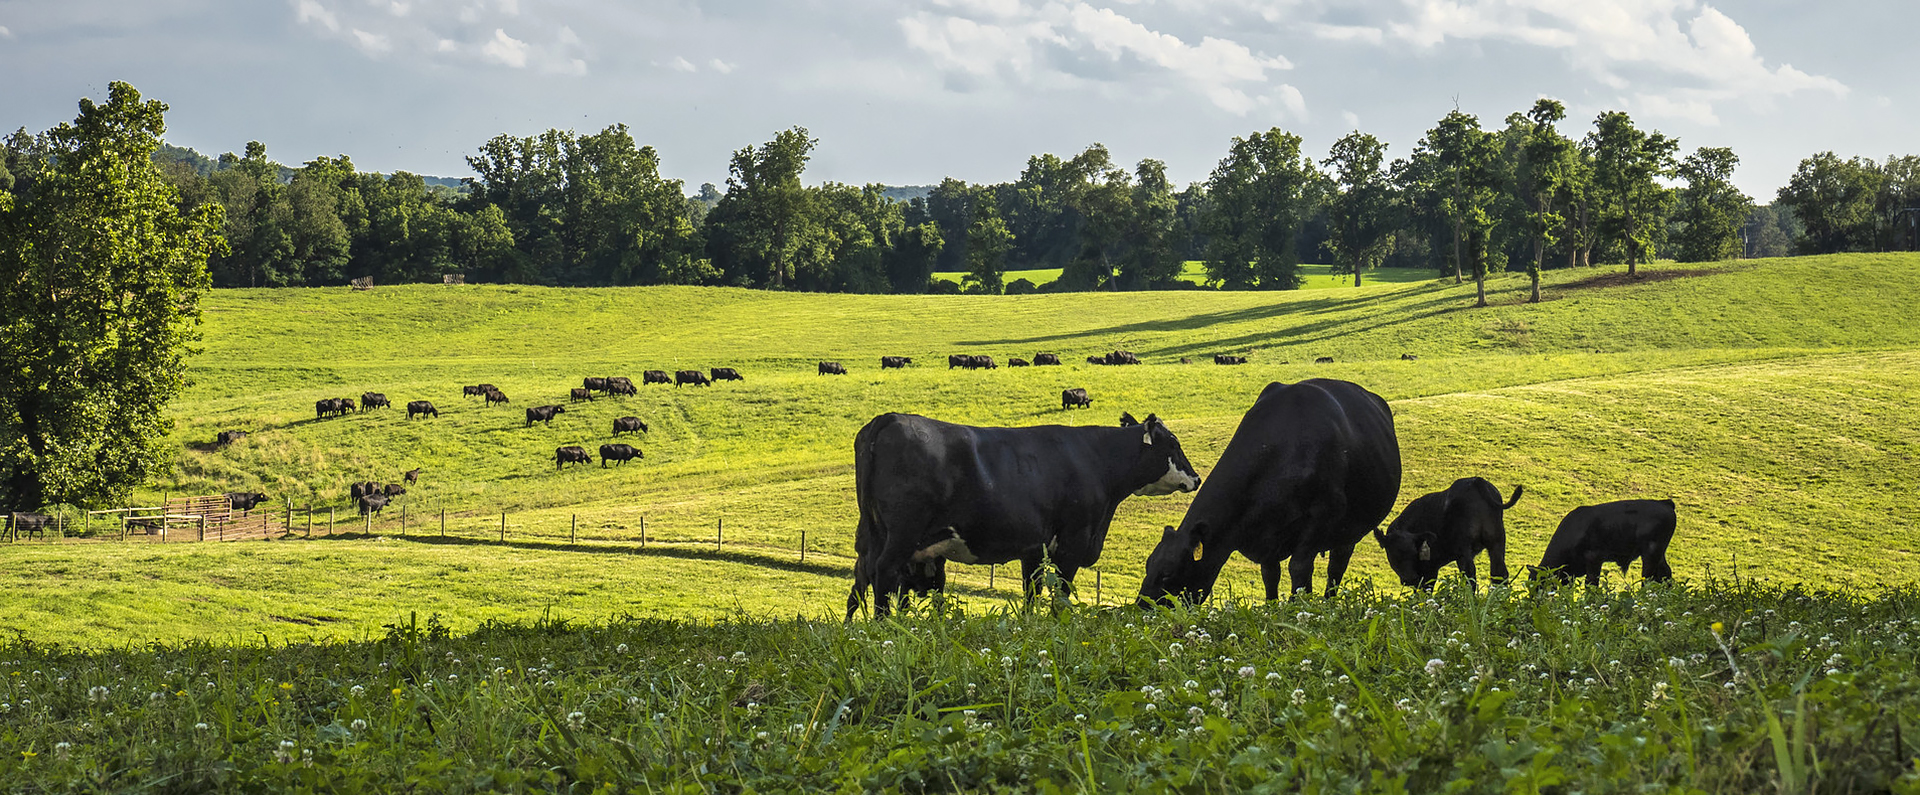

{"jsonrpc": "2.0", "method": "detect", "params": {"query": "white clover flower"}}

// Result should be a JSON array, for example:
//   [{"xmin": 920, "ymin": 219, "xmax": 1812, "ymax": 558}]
[
  {"xmin": 1183, "ymin": 680, "xmax": 1199, "ymax": 690},
  {"xmin": 1265, "ymin": 671, "xmax": 1281, "ymax": 683},
  {"xmin": 350, "ymin": 719, "xmax": 367, "ymax": 731},
  {"xmin": 1187, "ymin": 706, "xmax": 1205, "ymax": 725},
  {"xmin": 626, "ymin": 696, "xmax": 640, "ymax": 707},
  {"xmin": 1074, "ymin": 713, "xmax": 1086, "ymax": 722},
  {"xmin": 1424, "ymin": 659, "xmax": 1445, "ymax": 677},
  {"xmin": 1208, "ymin": 689, "xmax": 1225, "ymax": 699},
  {"xmin": 1338, "ymin": 675, "xmax": 1351, "ymax": 685},
  {"xmin": 194, "ymin": 722, "xmax": 208, "ymax": 731},
  {"xmin": 1238, "ymin": 666, "xmax": 1257, "ymax": 679},
  {"xmin": 1143, "ymin": 703, "xmax": 1157, "ymax": 712},
  {"xmin": 1298, "ymin": 659, "xmax": 1314, "ymax": 672},
  {"xmin": 54, "ymin": 741, "xmax": 71, "ymax": 759},
  {"xmin": 1584, "ymin": 678, "xmax": 1596, "ymax": 686},
  {"xmin": 567, "ymin": 711, "xmax": 586, "ymax": 729},
  {"xmin": 88, "ymin": 686, "xmax": 109, "ymax": 702},
  {"xmin": 1290, "ymin": 688, "xmax": 1307, "ymax": 706},
  {"xmin": 350, "ymin": 685, "xmax": 365, "ymax": 697},
  {"xmin": 732, "ymin": 651, "xmax": 747, "ymax": 663},
  {"xmin": 150, "ymin": 692, "xmax": 164, "ymax": 702},
  {"xmin": 882, "ymin": 640, "xmax": 894, "ymax": 651},
  {"xmin": 1168, "ymin": 642, "xmax": 1184, "ymax": 657},
  {"xmin": 1395, "ymin": 698, "xmax": 1412, "ymax": 712}
]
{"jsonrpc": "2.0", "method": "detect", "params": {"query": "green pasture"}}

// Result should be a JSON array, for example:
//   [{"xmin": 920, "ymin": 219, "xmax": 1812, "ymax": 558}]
[
  {"xmin": 932, "ymin": 261, "xmax": 1438, "ymax": 289},
  {"xmin": 4, "ymin": 253, "xmax": 1920, "ymax": 647}
]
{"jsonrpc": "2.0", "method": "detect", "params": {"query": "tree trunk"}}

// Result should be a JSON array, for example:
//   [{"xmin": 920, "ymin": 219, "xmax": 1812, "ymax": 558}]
[
  {"xmin": 1472, "ymin": 232, "xmax": 1487, "ymax": 308},
  {"xmin": 1452, "ymin": 219, "xmax": 1464, "ymax": 284},
  {"xmin": 1354, "ymin": 267, "xmax": 1362, "ymax": 288},
  {"xmin": 1625, "ymin": 199, "xmax": 1639, "ymax": 278},
  {"xmin": 1530, "ymin": 237, "xmax": 1544, "ymax": 303}
]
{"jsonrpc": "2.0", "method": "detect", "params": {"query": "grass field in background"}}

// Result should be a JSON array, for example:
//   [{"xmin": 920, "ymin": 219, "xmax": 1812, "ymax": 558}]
[
  {"xmin": 3, "ymin": 254, "xmax": 1919, "ymax": 647},
  {"xmin": 932, "ymin": 261, "xmax": 1439, "ymax": 289}
]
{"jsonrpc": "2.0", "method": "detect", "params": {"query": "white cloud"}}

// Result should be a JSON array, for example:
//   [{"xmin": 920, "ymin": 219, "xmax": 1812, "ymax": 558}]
[
  {"xmin": 667, "ymin": 55, "xmax": 696, "ymax": 72},
  {"xmin": 437, "ymin": 38, "xmax": 457, "ymax": 52},
  {"xmin": 294, "ymin": 0, "xmax": 340, "ymax": 32},
  {"xmin": 497, "ymin": 0, "xmax": 519, "ymax": 16},
  {"xmin": 387, "ymin": 2, "xmax": 409, "ymax": 18},
  {"xmin": 352, "ymin": 28, "xmax": 392, "ymax": 54},
  {"xmin": 1308, "ymin": 23, "xmax": 1384, "ymax": 45},
  {"xmin": 481, "ymin": 28, "xmax": 528, "ymax": 68},
  {"xmin": 0, "ymin": 25, "xmax": 12, "ymax": 39},
  {"xmin": 1341, "ymin": 109, "xmax": 1360, "ymax": 129},
  {"xmin": 709, "ymin": 59, "xmax": 735, "ymax": 75}
]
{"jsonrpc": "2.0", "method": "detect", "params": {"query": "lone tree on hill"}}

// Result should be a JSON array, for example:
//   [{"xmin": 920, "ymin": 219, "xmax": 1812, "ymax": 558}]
[{"xmin": 0, "ymin": 82, "xmax": 224, "ymax": 509}]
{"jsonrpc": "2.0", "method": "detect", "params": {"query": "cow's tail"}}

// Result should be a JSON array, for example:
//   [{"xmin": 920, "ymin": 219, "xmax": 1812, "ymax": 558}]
[{"xmin": 1501, "ymin": 484, "xmax": 1524, "ymax": 510}]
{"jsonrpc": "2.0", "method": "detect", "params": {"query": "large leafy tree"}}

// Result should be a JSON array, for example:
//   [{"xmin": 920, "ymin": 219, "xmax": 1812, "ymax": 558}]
[
  {"xmin": 1322, "ymin": 132, "xmax": 1397, "ymax": 287},
  {"xmin": 1776, "ymin": 152, "xmax": 1882, "ymax": 255},
  {"xmin": 1672, "ymin": 147, "xmax": 1753, "ymax": 262},
  {"xmin": 1587, "ymin": 111, "xmax": 1677, "ymax": 277},
  {"xmin": 1508, "ymin": 100, "xmax": 1578, "ymax": 303},
  {"xmin": 706, "ymin": 127, "xmax": 818, "ymax": 289},
  {"xmin": 963, "ymin": 193, "xmax": 1014, "ymax": 295},
  {"xmin": 1409, "ymin": 110, "xmax": 1500, "ymax": 298},
  {"xmin": 1120, "ymin": 158, "xmax": 1183, "ymax": 289},
  {"xmin": 0, "ymin": 82, "xmax": 225, "ymax": 508},
  {"xmin": 1199, "ymin": 128, "xmax": 1318, "ymax": 289}
]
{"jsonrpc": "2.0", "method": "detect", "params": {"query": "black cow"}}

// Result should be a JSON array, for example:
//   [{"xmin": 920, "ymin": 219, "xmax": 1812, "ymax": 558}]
[
  {"xmin": 1140, "ymin": 379, "xmax": 1402, "ymax": 604},
  {"xmin": 382, "ymin": 483, "xmax": 407, "ymax": 496},
  {"xmin": 1086, "ymin": 356, "xmax": 1108, "ymax": 366},
  {"xmin": 818, "ymin": 361, "xmax": 847, "ymax": 375},
  {"xmin": 612, "ymin": 416, "xmax": 649, "ymax": 435},
  {"xmin": 526, "ymin": 405, "xmax": 566, "ymax": 426},
  {"xmin": 584, "ymin": 377, "xmax": 609, "ymax": 393},
  {"xmin": 1314, "ymin": 356, "xmax": 1335, "ymax": 364},
  {"xmin": 599, "ymin": 443, "xmax": 643, "ymax": 467},
  {"xmin": 1375, "ymin": 478, "xmax": 1523, "ymax": 589},
  {"xmin": 361, "ymin": 392, "xmax": 390, "ymax": 411},
  {"xmin": 358, "ymin": 493, "xmax": 389, "ymax": 516},
  {"xmin": 1062, "ymin": 388, "xmax": 1092, "ymax": 410},
  {"xmin": 1533, "ymin": 499, "xmax": 1677, "ymax": 586},
  {"xmin": 1008, "ymin": 357, "xmax": 1031, "ymax": 367},
  {"xmin": 947, "ymin": 354, "xmax": 970, "ymax": 369},
  {"xmin": 554, "ymin": 446, "xmax": 591, "ymax": 470},
  {"xmin": 404, "ymin": 468, "xmax": 422, "ymax": 485},
  {"xmin": 606, "ymin": 377, "xmax": 636, "ymax": 396},
  {"xmin": 338, "ymin": 397, "xmax": 357, "ymax": 415},
  {"xmin": 642, "ymin": 370, "xmax": 672, "ymax": 385},
  {"xmin": 676, "ymin": 370, "xmax": 712, "ymax": 387},
  {"xmin": 463, "ymin": 385, "xmax": 488, "ymax": 398},
  {"xmin": 350, "ymin": 480, "xmax": 381, "ymax": 500},
  {"xmin": 314, "ymin": 398, "xmax": 345, "ymax": 419},
  {"xmin": 215, "ymin": 430, "xmax": 248, "ymax": 446},
  {"xmin": 8, "ymin": 512, "xmax": 53, "ymax": 540},
  {"xmin": 1106, "ymin": 351, "xmax": 1140, "ymax": 365},
  {"xmin": 226, "ymin": 492, "xmax": 269, "ymax": 512},
  {"xmin": 1214, "ymin": 354, "xmax": 1248, "ymax": 365},
  {"xmin": 711, "ymin": 367, "xmax": 744, "ymax": 382},
  {"xmin": 1401, "ymin": 353, "xmax": 1419, "ymax": 361},
  {"xmin": 880, "ymin": 356, "xmax": 913, "ymax": 369},
  {"xmin": 485, "ymin": 389, "xmax": 510, "ymax": 406},
  {"xmin": 570, "ymin": 388, "xmax": 595, "ymax": 402},
  {"xmin": 407, "ymin": 401, "xmax": 438, "ymax": 419},
  {"xmin": 971, "ymin": 355, "xmax": 998, "ymax": 369},
  {"xmin": 1034, "ymin": 353, "xmax": 1061, "ymax": 366},
  {"xmin": 846, "ymin": 411, "xmax": 1201, "ymax": 619}
]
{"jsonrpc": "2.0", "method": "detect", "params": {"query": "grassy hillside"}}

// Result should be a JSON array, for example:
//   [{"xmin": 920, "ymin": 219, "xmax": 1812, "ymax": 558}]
[
  {"xmin": 932, "ymin": 261, "xmax": 1438, "ymax": 289},
  {"xmin": 3, "ymin": 254, "xmax": 1919, "ymax": 646}
]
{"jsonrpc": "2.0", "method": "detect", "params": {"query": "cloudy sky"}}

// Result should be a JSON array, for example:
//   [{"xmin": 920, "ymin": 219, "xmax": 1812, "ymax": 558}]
[{"xmin": 0, "ymin": 1, "xmax": 1910, "ymax": 199}]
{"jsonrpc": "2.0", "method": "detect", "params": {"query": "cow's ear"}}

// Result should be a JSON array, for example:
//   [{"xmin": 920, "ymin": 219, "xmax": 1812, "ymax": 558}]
[{"xmin": 1119, "ymin": 412, "xmax": 1140, "ymax": 427}]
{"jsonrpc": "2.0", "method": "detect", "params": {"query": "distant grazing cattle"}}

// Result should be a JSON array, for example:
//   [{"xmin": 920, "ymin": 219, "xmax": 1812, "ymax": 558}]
[
  {"xmin": 612, "ymin": 416, "xmax": 649, "ymax": 435},
  {"xmin": 407, "ymin": 401, "xmax": 438, "ymax": 419},
  {"xmin": 463, "ymin": 385, "xmax": 486, "ymax": 398},
  {"xmin": 1105, "ymin": 351, "xmax": 1140, "ymax": 365},
  {"xmin": 357, "ymin": 493, "xmax": 389, "ymax": 516},
  {"xmin": 642, "ymin": 370, "xmax": 672, "ymax": 385},
  {"xmin": 554, "ymin": 446, "xmax": 592, "ymax": 470},
  {"xmin": 847, "ymin": 411, "xmax": 1201, "ymax": 619},
  {"xmin": 606, "ymin": 377, "xmax": 636, "ymax": 396},
  {"xmin": 1086, "ymin": 356, "xmax": 1108, "ymax": 366},
  {"xmin": 676, "ymin": 370, "xmax": 712, "ymax": 387},
  {"xmin": 382, "ymin": 483, "xmax": 407, "ymax": 496},
  {"xmin": 948, "ymin": 354, "xmax": 971, "ymax": 369},
  {"xmin": 404, "ymin": 468, "xmax": 422, "ymax": 485},
  {"xmin": 8, "ymin": 512, "xmax": 53, "ymax": 540},
  {"xmin": 584, "ymin": 377, "xmax": 609, "ymax": 393},
  {"xmin": 1314, "ymin": 356, "xmax": 1335, "ymax": 364},
  {"xmin": 711, "ymin": 367, "xmax": 744, "ymax": 382},
  {"xmin": 226, "ymin": 492, "xmax": 269, "ymax": 512},
  {"xmin": 1061, "ymin": 388, "xmax": 1092, "ymax": 410},
  {"xmin": 570, "ymin": 388, "xmax": 595, "ymax": 402},
  {"xmin": 1401, "ymin": 353, "xmax": 1419, "ymax": 361},
  {"xmin": 1375, "ymin": 478, "xmax": 1523, "ymax": 589},
  {"xmin": 1140, "ymin": 379, "xmax": 1401, "ymax": 604},
  {"xmin": 315, "ymin": 397, "xmax": 354, "ymax": 419},
  {"xmin": 1033, "ymin": 353, "xmax": 1061, "ymax": 366},
  {"xmin": 818, "ymin": 361, "xmax": 847, "ymax": 375},
  {"xmin": 1533, "ymin": 499, "xmax": 1677, "ymax": 586},
  {"xmin": 484, "ymin": 389, "xmax": 510, "ymax": 406},
  {"xmin": 215, "ymin": 430, "xmax": 248, "ymax": 446},
  {"xmin": 526, "ymin": 405, "xmax": 566, "ymax": 426},
  {"xmin": 1180, "ymin": 357, "xmax": 1192, "ymax": 364},
  {"xmin": 1214, "ymin": 354, "xmax": 1248, "ymax": 365},
  {"xmin": 880, "ymin": 356, "xmax": 913, "ymax": 369},
  {"xmin": 969, "ymin": 355, "xmax": 998, "ymax": 370},
  {"xmin": 1008, "ymin": 357, "xmax": 1031, "ymax": 367},
  {"xmin": 599, "ymin": 443, "xmax": 643, "ymax": 467},
  {"xmin": 361, "ymin": 393, "xmax": 390, "ymax": 411},
  {"xmin": 350, "ymin": 481, "xmax": 381, "ymax": 500}
]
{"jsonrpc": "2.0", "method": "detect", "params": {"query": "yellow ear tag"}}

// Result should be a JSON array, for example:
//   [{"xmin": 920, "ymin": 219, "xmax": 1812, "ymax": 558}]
[{"xmin": 1191, "ymin": 543, "xmax": 1204, "ymax": 561}]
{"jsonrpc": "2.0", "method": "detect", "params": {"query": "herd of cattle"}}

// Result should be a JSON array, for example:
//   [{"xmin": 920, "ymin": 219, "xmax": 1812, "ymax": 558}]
[{"xmin": 846, "ymin": 377, "xmax": 1677, "ymax": 618}]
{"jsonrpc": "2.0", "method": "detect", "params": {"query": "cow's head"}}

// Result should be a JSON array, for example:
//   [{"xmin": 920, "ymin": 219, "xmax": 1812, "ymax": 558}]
[
  {"xmin": 1373, "ymin": 527, "xmax": 1441, "ymax": 588},
  {"xmin": 1122, "ymin": 414, "xmax": 1201, "ymax": 496},
  {"xmin": 1138, "ymin": 522, "xmax": 1221, "ymax": 607}
]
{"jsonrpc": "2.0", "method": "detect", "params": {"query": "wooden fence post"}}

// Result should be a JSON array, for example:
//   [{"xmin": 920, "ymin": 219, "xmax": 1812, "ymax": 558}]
[
  {"xmin": 364, "ymin": 511, "xmax": 370, "ymax": 536},
  {"xmin": 717, "ymin": 517, "xmax": 723, "ymax": 551},
  {"xmin": 305, "ymin": 504, "xmax": 312, "ymax": 538},
  {"xmin": 198, "ymin": 516, "xmax": 205, "ymax": 543},
  {"xmin": 401, "ymin": 504, "xmax": 406, "ymax": 536},
  {"xmin": 440, "ymin": 508, "xmax": 446, "ymax": 538},
  {"xmin": 1094, "ymin": 569, "xmax": 1101, "ymax": 605},
  {"xmin": 285, "ymin": 498, "xmax": 292, "ymax": 536},
  {"xmin": 800, "ymin": 528, "xmax": 806, "ymax": 563},
  {"xmin": 571, "ymin": 514, "xmax": 577, "ymax": 545},
  {"xmin": 989, "ymin": 564, "xmax": 995, "ymax": 588},
  {"xmin": 500, "ymin": 511, "xmax": 506, "ymax": 543},
  {"xmin": 640, "ymin": 516, "xmax": 646, "ymax": 548}
]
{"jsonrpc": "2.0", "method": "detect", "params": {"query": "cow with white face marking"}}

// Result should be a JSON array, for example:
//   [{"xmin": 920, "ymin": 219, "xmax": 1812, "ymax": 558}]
[{"xmin": 846, "ymin": 410, "xmax": 1202, "ymax": 619}]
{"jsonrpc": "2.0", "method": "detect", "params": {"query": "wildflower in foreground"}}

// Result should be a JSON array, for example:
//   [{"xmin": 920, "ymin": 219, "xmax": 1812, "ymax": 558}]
[{"xmin": 1425, "ymin": 659, "xmax": 1446, "ymax": 677}]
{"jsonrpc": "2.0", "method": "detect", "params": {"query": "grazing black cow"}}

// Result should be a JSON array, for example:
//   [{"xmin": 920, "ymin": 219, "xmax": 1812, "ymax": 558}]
[
  {"xmin": 1214, "ymin": 354, "xmax": 1248, "ymax": 365},
  {"xmin": 358, "ymin": 493, "xmax": 389, "ymax": 516},
  {"xmin": 382, "ymin": 483, "xmax": 407, "ymax": 496},
  {"xmin": 1180, "ymin": 357, "xmax": 1193, "ymax": 364},
  {"xmin": 215, "ymin": 430, "xmax": 248, "ymax": 446},
  {"xmin": 526, "ymin": 405, "xmax": 566, "ymax": 426},
  {"xmin": 570, "ymin": 388, "xmax": 595, "ymax": 402},
  {"xmin": 880, "ymin": 356, "xmax": 913, "ymax": 369},
  {"xmin": 407, "ymin": 401, "xmax": 438, "ymax": 419},
  {"xmin": 554, "ymin": 446, "xmax": 591, "ymax": 470},
  {"xmin": 1140, "ymin": 379, "xmax": 1401, "ymax": 604},
  {"xmin": 846, "ymin": 411, "xmax": 1202, "ymax": 619},
  {"xmin": 1401, "ymin": 353, "xmax": 1419, "ymax": 361},
  {"xmin": 584, "ymin": 377, "xmax": 609, "ymax": 393},
  {"xmin": 1086, "ymin": 356, "xmax": 1108, "ymax": 365},
  {"xmin": 226, "ymin": 492, "xmax": 269, "ymax": 512},
  {"xmin": 463, "ymin": 385, "xmax": 488, "ymax": 398},
  {"xmin": 404, "ymin": 468, "xmax": 422, "ymax": 485},
  {"xmin": 818, "ymin": 361, "xmax": 847, "ymax": 375},
  {"xmin": 1061, "ymin": 388, "xmax": 1092, "ymax": 410},
  {"xmin": 485, "ymin": 389, "xmax": 510, "ymax": 406},
  {"xmin": 947, "ymin": 354, "xmax": 970, "ymax": 369},
  {"xmin": 349, "ymin": 480, "xmax": 382, "ymax": 500},
  {"xmin": 599, "ymin": 443, "xmax": 643, "ymax": 467},
  {"xmin": 676, "ymin": 370, "xmax": 712, "ymax": 387},
  {"xmin": 1034, "ymin": 353, "xmax": 1061, "ymax": 366},
  {"xmin": 361, "ymin": 393, "xmax": 390, "ymax": 411},
  {"xmin": 1106, "ymin": 351, "xmax": 1140, "ymax": 365},
  {"xmin": 970, "ymin": 355, "xmax": 998, "ymax": 370},
  {"xmin": 642, "ymin": 370, "xmax": 672, "ymax": 385},
  {"xmin": 8, "ymin": 512, "xmax": 53, "ymax": 540},
  {"xmin": 612, "ymin": 416, "xmax": 649, "ymax": 435},
  {"xmin": 1008, "ymin": 357, "xmax": 1031, "ymax": 367},
  {"xmin": 315, "ymin": 398, "xmax": 352, "ymax": 419},
  {"xmin": 1533, "ymin": 499, "xmax": 1678, "ymax": 586},
  {"xmin": 606, "ymin": 377, "xmax": 636, "ymax": 396},
  {"xmin": 711, "ymin": 367, "xmax": 744, "ymax": 382},
  {"xmin": 1314, "ymin": 356, "xmax": 1335, "ymax": 364},
  {"xmin": 1375, "ymin": 478, "xmax": 1523, "ymax": 589}
]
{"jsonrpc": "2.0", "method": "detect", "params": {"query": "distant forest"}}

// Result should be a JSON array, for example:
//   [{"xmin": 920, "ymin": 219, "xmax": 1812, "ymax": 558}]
[{"xmin": 6, "ymin": 99, "xmax": 1915, "ymax": 294}]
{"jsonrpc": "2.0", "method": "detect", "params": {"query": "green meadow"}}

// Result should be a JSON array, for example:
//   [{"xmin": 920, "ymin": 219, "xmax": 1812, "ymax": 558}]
[
  {"xmin": 932, "ymin": 261, "xmax": 1438, "ymax": 289},
  {"xmin": 3, "ymin": 254, "xmax": 1919, "ymax": 647}
]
